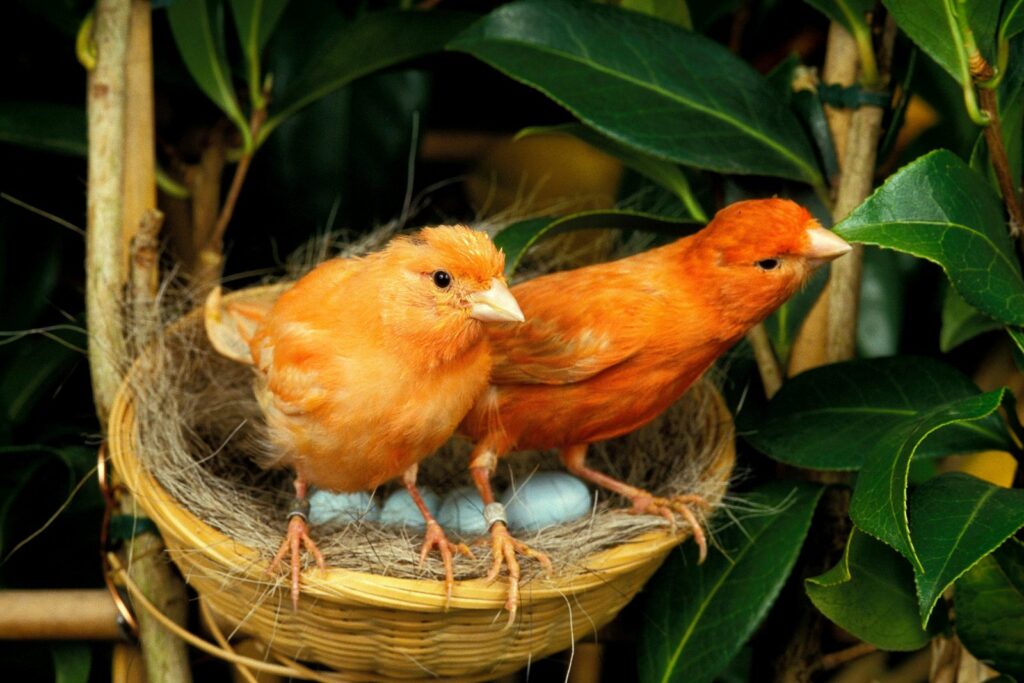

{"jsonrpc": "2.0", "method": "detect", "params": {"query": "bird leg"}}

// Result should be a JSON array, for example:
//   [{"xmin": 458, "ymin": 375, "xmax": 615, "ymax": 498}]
[
  {"xmin": 401, "ymin": 465, "xmax": 473, "ymax": 607},
  {"xmin": 470, "ymin": 448, "xmax": 552, "ymax": 627},
  {"xmin": 268, "ymin": 476, "xmax": 326, "ymax": 610},
  {"xmin": 560, "ymin": 444, "xmax": 712, "ymax": 563}
]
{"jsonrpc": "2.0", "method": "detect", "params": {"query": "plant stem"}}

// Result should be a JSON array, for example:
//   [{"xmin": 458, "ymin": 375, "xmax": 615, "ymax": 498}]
[
  {"xmin": 747, "ymin": 325, "xmax": 783, "ymax": 398},
  {"xmin": 86, "ymin": 0, "xmax": 131, "ymax": 424},
  {"xmin": 818, "ymin": 642, "xmax": 877, "ymax": 671},
  {"xmin": 973, "ymin": 57, "xmax": 1024, "ymax": 240}
]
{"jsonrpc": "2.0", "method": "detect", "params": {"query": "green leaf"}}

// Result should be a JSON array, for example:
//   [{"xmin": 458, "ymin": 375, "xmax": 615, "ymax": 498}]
[
  {"xmin": 941, "ymin": 286, "xmax": 1002, "ymax": 351},
  {"xmin": 228, "ymin": 0, "xmax": 288, "ymax": 107},
  {"xmin": 265, "ymin": 10, "xmax": 475, "ymax": 141},
  {"xmin": 1004, "ymin": 0, "xmax": 1024, "ymax": 42},
  {"xmin": 910, "ymin": 472, "xmax": 1024, "ymax": 626},
  {"xmin": 851, "ymin": 389, "xmax": 1010, "ymax": 572},
  {"xmin": 0, "ymin": 327, "xmax": 84, "ymax": 426},
  {"xmin": 450, "ymin": 0, "xmax": 822, "ymax": 185},
  {"xmin": 494, "ymin": 210, "xmax": 699, "ymax": 277},
  {"xmin": 620, "ymin": 0, "xmax": 692, "ymax": 29},
  {"xmin": 807, "ymin": 529, "xmax": 937, "ymax": 651},
  {"xmin": 882, "ymin": 0, "xmax": 979, "ymax": 87},
  {"xmin": 0, "ymin": 103, "xmax": 86, "ymax": 156},
  {"xmin": 168, "ymin": 0, "xmax": 250, "ymax": 146},
  {"xmin": 802, "ymin": 0, "xmax": 873, "ymax": 34},
  {"xmin": 956, "ymin": 538, "xmax": 1024, "ymax": 677},
  {"xmin": 50, "ymin": 643, "xmax": 90, "ymax": 683},
  {"xmin": 858, "ymin": 247, "xmax": 906, "ymax": 357},
  {"xmin": 639, "ymin": 482, "xmax": 823, "ymax": 683},
  {"xmin": 834, "ymin": 150, "xmax": 1024, "ymax": 325},
  {"xmin": 743, "ymin": 356, "xmax": 1013, "ymax": 470},
  {"xmin": 518, "ymin": 124, "xmax": 708, "ymax": 221}
]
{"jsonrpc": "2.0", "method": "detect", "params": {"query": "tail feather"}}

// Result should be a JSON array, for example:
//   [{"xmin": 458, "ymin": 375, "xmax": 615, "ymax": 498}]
[{"xmin": 204, "ymin": 286, "xmax": 275, "ymax": 365}]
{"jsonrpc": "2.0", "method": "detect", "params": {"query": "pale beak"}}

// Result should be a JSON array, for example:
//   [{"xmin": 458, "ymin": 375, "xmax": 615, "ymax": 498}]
[
  {"xmin": 468, "ymin": 278, "xmax": 525, "ymax": 323},
  {"xmin": 805, "ymin": 225, "xmax": 852, "ymax": 268}
]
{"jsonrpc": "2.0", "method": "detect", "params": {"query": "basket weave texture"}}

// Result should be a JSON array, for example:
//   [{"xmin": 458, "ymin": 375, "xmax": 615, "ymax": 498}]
[{"xmin": 108, "ymin": 295, "xmax": 736, "ymax": 682}]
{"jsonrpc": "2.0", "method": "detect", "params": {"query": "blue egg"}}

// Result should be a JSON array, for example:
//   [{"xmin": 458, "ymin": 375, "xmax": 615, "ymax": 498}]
[
  {"xmin": 380, "ymin": 488, "xmax": 441, "ymax": 529},
  {"xmin": 437, "ymin": 487, "xmax": 489, "ymax": 536},
  {"xmin": 308, "ymin": 490, "xmax": 380, "ymax": 525},
  {"xmin": 500, "ymin": 472, "xmax": 593, "ymax": 532}
]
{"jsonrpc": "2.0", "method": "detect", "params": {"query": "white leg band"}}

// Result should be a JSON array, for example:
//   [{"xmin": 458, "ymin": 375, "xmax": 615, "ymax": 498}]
[{"xmin": 483, "ymin": 502, "xmax": 508, "ymax": 529}]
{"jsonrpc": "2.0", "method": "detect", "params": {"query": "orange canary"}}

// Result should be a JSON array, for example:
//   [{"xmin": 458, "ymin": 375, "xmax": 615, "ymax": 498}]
[
  {"xmin": 459, "ymin": 198, "xmax": 851, "ymax": 621},
  {"xmin": 205, "ymin": 226, "xmax": 524, "ymax": 608}
]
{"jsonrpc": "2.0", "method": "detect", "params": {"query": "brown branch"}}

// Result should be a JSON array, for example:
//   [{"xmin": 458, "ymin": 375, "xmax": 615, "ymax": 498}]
[
  {"xmin": 818, "ymin": 642, "xmax": 877, "ymax": 671},
  {"xmin": 976, "ymin": 83, "xmax": 1024, "ymax": 239},
  {"xmin": 0, "ymin": 590, "xmax": 121, "ymax": 639}
]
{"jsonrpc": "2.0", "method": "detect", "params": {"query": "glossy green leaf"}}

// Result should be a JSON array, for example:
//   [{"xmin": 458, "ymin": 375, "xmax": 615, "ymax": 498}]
[
  {"xmin": 494, "ymin": 210, "xmax": 699, "ymax": 277},
  {"xmin": 851, "ymin": 389, "xmax": 1010, "ymax": 572},
  {"xmin": 51, "ymin": 644, "xmax": 90, "ymax": 683},
  {"xmin": 882, "ymin": 0, "xmax": 993, "ymax": 86},
  {"xmin": 0, "ymin": 103, "xmax": 86, "ymax": 156},
  {"xmin": 910, "ymin": 472, "xmax": 1024, "ymax": 625},
  {"xmin": 168, "ymin": 0, "xmax": 249, "ymax": 145},
  {"xmin": 807, "ymin": 529, "xmax": 937, "ymax": 651},
  {"xmin": 518, "ymin": 124, "xmax": 708, "ymax": 220},
  {"xmin": 228, "ymin": 0, "xmax": 287, "ymax": 53},
  {"xmin": 450, "ymin": 0, "xmax": 822, "ymax": 184},
  {"xmin": 639, "ymin": 482, "xmax": 823, "ymax": 683},
  {"xmin": 264, "ymin": 10, "xmax": 474, "ymax": 141},
  {"xmin": 834, "ymin": 150, "xmax": 1024, "ymax": 325},
  {"xmin": 743, "ymin": 356, "xmax": 1012, "ymax": 470},
  {"xmin": 941, "ymin": 286, "xmax": 1002, "ymax": 351},
  {"xmin": 620, "ymin": 0, "xmax": 692, "ymax": 28},
  {"xmin": 956, "ymin": 538, "xmax": 1024, "ymax": 677}
]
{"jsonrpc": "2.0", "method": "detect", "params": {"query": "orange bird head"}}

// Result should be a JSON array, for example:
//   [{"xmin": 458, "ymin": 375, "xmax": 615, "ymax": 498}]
[
  {"xmin": 377, "ymin": 225, "xmax": 524, "ymax": 357},
  {"xmin": 688, "ymin": 198, "xmax": 850, "ymax": 327}
]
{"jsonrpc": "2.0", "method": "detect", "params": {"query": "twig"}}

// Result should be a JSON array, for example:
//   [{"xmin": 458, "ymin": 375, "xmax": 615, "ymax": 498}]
[
  {"xmin": 818, "ymin": 642, "xmax": 877, "ymax": 671},
  {"xmin": 972, "ymin": 56, "xmax": 1024, "ymax": 240},
  {"xmin": 747, "ymin": 324, "xmax": 784, "ymax": 398},
  {"xmin": 86, "ymin": 0, "xmax": 132, "ymax": 424}
]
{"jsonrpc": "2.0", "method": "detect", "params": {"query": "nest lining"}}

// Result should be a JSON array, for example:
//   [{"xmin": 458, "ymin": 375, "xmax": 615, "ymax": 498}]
[{"xmin": 129, "ymin": 227, "xmax": 732, "ymax": 585}]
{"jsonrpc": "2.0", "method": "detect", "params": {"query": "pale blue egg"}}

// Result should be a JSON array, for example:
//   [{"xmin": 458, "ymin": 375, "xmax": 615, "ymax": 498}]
[
  {"xmin": 380, "ymin": 488, "xmax": 441, "ymax": 529},
  {"xmin": 500, "ymin": 472, "xmax": 593, "ymax": 532},
  {"xmin": 437, "ymin": 487, "xmax": 488, "ymax": 536},
  {"xmin": 308, "ymin": 490, "xmax": 380, "ymax": 525}
]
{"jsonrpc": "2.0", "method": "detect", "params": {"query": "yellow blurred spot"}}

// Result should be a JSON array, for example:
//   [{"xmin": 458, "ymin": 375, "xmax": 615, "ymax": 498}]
[
  {"xmin": 942, "ymin": 450, "xmax": 1018, "ymax": 488},
  {"xmin": 465, "ymin": 134, "xmax": 623, "ymax": 216}
]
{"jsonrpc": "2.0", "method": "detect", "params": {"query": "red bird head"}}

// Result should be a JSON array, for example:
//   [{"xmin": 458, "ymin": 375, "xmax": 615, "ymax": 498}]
[
  {"xmin": 688, "ymin": 198, "xmax": 850, "ymax": 328},
  {"xmin": 378, "ymin": 225, "xmax": 524, "ymax": 358}
]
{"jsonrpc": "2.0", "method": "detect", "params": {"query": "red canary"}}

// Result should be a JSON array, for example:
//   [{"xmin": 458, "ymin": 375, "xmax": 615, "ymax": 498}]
[
  {"xmin": 205, "ymin": 226, "xmax": 524, "ymax": 608},
  {"xmin": 459, "ymin": 198, "xmax": 851, "ymax": 621}
]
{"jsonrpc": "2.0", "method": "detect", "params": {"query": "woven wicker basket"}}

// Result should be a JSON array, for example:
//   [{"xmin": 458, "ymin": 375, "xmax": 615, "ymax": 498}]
[{"xmin": 107, "ymin": 292, "xmax": 736, "ymax": 682}]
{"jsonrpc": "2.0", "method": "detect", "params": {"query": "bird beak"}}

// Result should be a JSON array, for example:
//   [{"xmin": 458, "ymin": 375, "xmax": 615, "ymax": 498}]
[
  {"xmin": 804, "ymin": 225, "xmax": 852, "ymax": 268},
  {"xmin": 468, "ymin": 278, "xmax": 525, "ymax": 323}
]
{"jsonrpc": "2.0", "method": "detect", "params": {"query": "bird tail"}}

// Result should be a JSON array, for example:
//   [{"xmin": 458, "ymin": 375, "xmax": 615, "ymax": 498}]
[{"xmin": 203, "ymin": 286, "xmax": 274, "ymax": 365}]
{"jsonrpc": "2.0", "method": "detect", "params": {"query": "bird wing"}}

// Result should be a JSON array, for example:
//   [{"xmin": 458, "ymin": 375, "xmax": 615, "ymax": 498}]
[
  {"xmin": 488, "ymin": 268, "xmax": 655, "ymax": 385},
  {"xmin": 204, "ymin": 286, "xmax": 280, "ymax": 365}
]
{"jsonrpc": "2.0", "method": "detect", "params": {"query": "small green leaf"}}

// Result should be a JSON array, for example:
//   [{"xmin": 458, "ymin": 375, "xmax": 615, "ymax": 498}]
[
  {"xmin": 450, "ymin": 0, "xmax": 822, "ymax": 184},
  {"xmin": 0, "ymin": 103, "xmax": 86, "ymax": 156},
  {"xmin": 834, "ymin": 150, "xmax": 1024, "ymax": 325},
  {"xmin": 168, "ymin": 0, "xmax": 250, "ymax": 146},
  {"xmin": 851, "ymin": 389, "xmax": 1010, "ymax": 572},
  {"xmin": 941, "ymin": 286, "xmax": 1002, "ymax": 352},
  {"xmin": 265, "ymin": 10, "xmax": 474, "ymax": 141},
  {"xmin": 910, "ymin": 472, "xmax": 1024, "ymax": 626},
  {"xmin": 619, "ymin": 0, "xmax": 692, "ymax": 28},
  {"xmin": 956, "ymin": 538, "xmax": 1024, "ymax": 677},
  {"xmin": 743, "ymin": 357, "xmax": 1013, "ymax": 470},
  {"xmin": 639, "ymin": 482, "xmax": 823, "ymax": 683},
  {"xmin": 494, "ymin": 210, "xmax": 699, "ymax": 277},
  {"xmin": 518, "ymin": 124, "xmax": 707, "ymax": 221},
  {"xmin": 51, "ymin": 643, "xmax": 90, "ymax": 683},
  {"xmin": 807, "ymin": 529, "xmax": 937, "ymax": 651}
]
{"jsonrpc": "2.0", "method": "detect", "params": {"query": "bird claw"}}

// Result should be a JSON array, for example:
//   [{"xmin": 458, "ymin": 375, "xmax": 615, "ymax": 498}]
[
  {"xmin": 485, "ymin": 522, "xmax": 552, "ymax": 629},
  {"xmin": 418, "ymin": 520, "xmax": 474, "ymax": 608},
  {"xmin": 268, "ymin": 515, "xmax": 326, "ymax": 611},
  {"xmin": 628, "ymin": 493, "xmax": 711, "ymax": 563}
]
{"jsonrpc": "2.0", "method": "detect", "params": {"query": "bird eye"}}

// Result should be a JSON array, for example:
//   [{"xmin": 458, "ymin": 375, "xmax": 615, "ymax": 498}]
[
  {"xmin": 756, "ymin": 258, "xmax": 780, "ymax": 271},
  {"xmin": 432, "ymin": 270, "xmax": 452, "ymax": 289}
]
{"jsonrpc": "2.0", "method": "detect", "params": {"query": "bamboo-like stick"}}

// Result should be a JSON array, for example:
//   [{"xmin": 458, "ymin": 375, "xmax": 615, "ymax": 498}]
[
  {"xmin": 0, "ymin": 590, "xmax": 121, "ymax": 640},
  {"xmin": 86, "ymin": 0, "xmax": 131, "ymax": 424}
]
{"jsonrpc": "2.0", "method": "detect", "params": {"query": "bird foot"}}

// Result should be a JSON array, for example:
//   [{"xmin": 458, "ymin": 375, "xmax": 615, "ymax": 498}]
[
  {"xmin": 628, "ymin": 492, "xmax": 711, "ymax": 563},
  {"xmin": 268, "ymin": 514, "xmax": 326, "ymax": 610},
  {"xmin": 418, "ymin": 520, "xmax": 474, "ymax": 608},
  {"xmin": 485, "ymin": 522, "xmax": 553, "ymax": 628}
]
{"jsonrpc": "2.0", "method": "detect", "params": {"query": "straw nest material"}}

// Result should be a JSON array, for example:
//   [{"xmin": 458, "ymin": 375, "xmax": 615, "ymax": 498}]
[{"xmin": 109, "ymin": 226, "xmax": 737, "ymax": 680}]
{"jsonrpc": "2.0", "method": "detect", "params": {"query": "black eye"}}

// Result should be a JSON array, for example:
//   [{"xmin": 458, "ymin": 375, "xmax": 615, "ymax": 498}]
[
  {"xmin": 432, "ymin": 270, "xmax": 452, "ymax": 289},
  {"xmin": 756, "ymin": 258, "xmax": 780, "ymax": 271}
]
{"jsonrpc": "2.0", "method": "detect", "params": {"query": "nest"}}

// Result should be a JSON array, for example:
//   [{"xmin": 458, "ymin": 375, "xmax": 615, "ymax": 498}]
[{"xmin": 110, "ymin": 225, "xmax": 737, "ymax": 679}]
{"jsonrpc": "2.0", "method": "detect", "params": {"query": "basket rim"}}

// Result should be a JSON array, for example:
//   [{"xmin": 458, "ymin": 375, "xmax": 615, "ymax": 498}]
[{"xmin": 108, "ymin": 285, "xmax": 736, "ymax": 612}]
